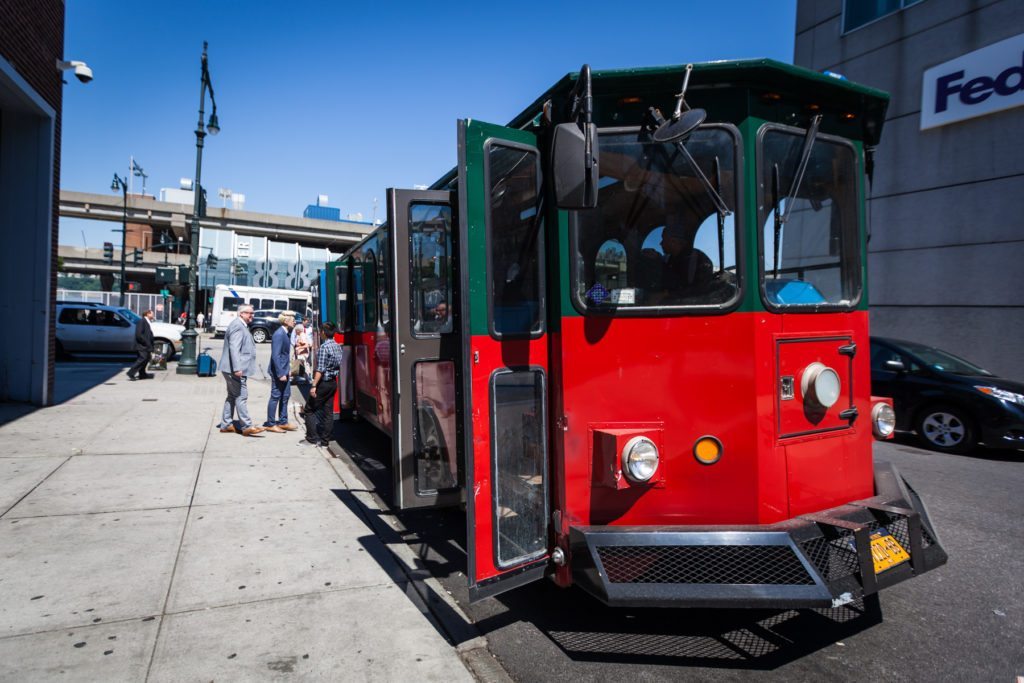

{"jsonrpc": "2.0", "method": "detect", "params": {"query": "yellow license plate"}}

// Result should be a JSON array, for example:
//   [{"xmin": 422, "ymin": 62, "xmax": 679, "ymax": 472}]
[{"xmin": 869, "ymin": 529, "xmax": 910, "ymax": 573}]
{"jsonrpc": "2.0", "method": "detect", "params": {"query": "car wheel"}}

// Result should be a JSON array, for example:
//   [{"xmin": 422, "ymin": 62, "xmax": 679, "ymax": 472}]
[
  {"xmin": 153, "ymin": 338, "xmax": 175, "ymax": 362},
  {"xmin": 915, "ymin": 405, "xmax": 976, "ymax": 454},
  {"xmin": 251, "ymin": 327, "xmax": 268, "ymax": 344}
]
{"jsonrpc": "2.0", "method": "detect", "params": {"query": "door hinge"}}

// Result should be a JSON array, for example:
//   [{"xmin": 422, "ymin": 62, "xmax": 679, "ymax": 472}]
[
  {"xmin": 556, "ymin": 415, "xmax": 569, "ymax": 431},
  {"xmin": 473, "ymin": 350, "xmax": 479, "ymax": 364}
]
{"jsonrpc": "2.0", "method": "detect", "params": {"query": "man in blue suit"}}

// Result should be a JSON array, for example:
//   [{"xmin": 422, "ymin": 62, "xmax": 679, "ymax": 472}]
[{"xmin": 264, "ymin": 312, "xmax": 299, "ymax": 433}]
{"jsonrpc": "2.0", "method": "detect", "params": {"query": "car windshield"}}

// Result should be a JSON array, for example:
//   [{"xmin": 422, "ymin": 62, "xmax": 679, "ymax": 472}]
[
  {"xmin": 899, "ymin": 340, "xmax": 993, "ymax": 376},
  {"xmin": 118, "ymin": 308, "xmax": 141, "ymax": 322}
]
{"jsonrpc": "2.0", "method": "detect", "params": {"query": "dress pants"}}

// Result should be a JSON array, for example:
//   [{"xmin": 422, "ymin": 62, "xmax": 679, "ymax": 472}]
[
  {"xmin": 265, "ymin": 377, "xmax": 291, "ymax": 426},
  {"xmin": 220, "ymin": 373, "xmax": 252, "ymax": 429},
  {"xmin": 303, "ymin": 379, "xmax": 337, "ymax": 445},
  {"xmin": 127, "ymin": 347, "xmax": 151, "ymax": 379}
]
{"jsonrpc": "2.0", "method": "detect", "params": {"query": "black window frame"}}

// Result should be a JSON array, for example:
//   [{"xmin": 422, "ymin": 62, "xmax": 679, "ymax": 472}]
[
  {"xmin": 755, "ymin": 122, "xmax": 863, "ymax": 314},
  {"xmin": 483, "ymin": 138, "xmax": 546, "ymax": 340},
  {"xmin": 569, "ymin": 123, "xmax": 745, "ymax": 318}
]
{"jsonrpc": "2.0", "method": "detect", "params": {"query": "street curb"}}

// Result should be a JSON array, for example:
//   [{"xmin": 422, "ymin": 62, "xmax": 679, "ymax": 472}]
[{"xmin": 324, "ymin": 438, "xmax": 513, "ymax": 683}]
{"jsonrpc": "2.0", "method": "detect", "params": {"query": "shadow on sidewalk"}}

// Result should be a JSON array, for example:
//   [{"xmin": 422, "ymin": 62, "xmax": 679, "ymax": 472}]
[
  {"xmin": 329, "ymin": 486, "xmax": 481, "ymax": 648},
  {"xmin": 0, "ymin": 359, "xmax": 132, "ymax": 427}
]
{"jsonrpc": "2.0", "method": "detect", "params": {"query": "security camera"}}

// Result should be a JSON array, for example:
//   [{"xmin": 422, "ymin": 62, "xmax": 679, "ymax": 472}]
[{"xmin": 56, "ymin": 60, "xmax": 93, "ymax": 84}]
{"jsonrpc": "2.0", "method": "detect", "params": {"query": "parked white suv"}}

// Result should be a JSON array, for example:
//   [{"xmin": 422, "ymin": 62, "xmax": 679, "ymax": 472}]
[{"xmin": 56, "ymin": 303, "xmax": 184, "ymax": 360}]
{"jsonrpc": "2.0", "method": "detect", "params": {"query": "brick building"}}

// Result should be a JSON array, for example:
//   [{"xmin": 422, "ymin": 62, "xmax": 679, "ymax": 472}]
[{"xmin": 0, "ymin": 0, "xmax": 65, "ymax": 404}]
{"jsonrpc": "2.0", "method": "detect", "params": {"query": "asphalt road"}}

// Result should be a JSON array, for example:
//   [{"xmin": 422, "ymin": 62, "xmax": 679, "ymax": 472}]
[{"xmin": 335, "ymin": 423, "xmax": 1023, "ymax": 682}]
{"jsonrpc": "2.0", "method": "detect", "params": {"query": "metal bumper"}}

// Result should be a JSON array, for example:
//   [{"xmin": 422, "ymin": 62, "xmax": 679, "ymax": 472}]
[{"xmin": 569, "ymin": 462, "xmax": 947, "ymax": 609}]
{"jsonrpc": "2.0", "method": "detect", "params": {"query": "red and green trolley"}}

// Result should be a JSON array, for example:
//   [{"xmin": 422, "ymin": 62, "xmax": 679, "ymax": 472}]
[{"xmin": 314, "ymin": 59, "xmax": 946, "ymax": 608}]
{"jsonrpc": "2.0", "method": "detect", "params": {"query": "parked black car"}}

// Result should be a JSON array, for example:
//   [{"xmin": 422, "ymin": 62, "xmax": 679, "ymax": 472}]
[
  {"xmin": 870, "ymin": 336, "xmax": 1024, "ymax": 454},
  {"xmin": 249, "ymin": 310, "xmax": 286, "ymax": 344}
]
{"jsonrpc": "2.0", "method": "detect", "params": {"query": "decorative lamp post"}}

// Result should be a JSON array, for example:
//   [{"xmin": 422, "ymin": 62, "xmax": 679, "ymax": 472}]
[
  {"xmin": 177, "ymin": 41, "xmax": 220, "ymax": 375},
  {"xmin": 110, "ymin": 173, "xmax": 129, "ymax": 305}
]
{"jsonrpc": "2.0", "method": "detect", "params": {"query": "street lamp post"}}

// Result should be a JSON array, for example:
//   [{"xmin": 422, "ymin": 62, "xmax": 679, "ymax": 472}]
[
  {"xmin": 110, "ymin": 173, "xmax": 128, "ymax": 305},
  {"xmin": 177, "ymin": 41, "xmax": 220, "ymax": 375}
]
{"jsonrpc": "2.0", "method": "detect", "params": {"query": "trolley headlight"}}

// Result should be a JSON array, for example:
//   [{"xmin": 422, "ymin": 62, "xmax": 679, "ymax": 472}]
[
  {"xmin": 802, "ymin": 362, "xmax": 842, "ymax": 409},
  {"xmin": 621, "ymin": 436, "xmax": 659, "ymax": 483},
  {"xmin": 871, "ymin": 402, "xmax": 896, "ymax": 438}
]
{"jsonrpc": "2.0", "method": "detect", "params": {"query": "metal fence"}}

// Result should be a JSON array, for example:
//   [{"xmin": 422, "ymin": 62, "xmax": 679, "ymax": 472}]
[{"xmin": 56, "ymin": 289, "xmax": 176, "ymax": 323}]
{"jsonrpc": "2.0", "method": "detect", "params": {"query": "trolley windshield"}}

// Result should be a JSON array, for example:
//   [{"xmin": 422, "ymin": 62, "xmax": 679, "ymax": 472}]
[
  {"xmin": 573, "ymin": 126, "xmax": 740, "ymax": 312},
  {"xmin": 757, "ymin": 126, "xmax": 861, "ymax": 310}
]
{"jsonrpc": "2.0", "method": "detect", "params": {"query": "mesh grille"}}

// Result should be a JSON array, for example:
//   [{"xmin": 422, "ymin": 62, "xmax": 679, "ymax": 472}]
[
  {"xmin": 799, "ymin": 535, "xmax": 860, "ymax": 582},
  {"xmin": 596, "ymin": 545, "xmax": 814, "ymax": 585},
  {"xmin": 800, "ymin": 510, "xmax": 922, "ymax": 582}
]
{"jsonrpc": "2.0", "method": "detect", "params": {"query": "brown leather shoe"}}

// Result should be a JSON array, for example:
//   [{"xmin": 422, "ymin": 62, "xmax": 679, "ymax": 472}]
[
  {"xmin": 264, "ymin": 425, "xmax": 285, "ymax": 433},
  {"xmin": 279, "ymin": 423, "xmax": 299, "ymax": 431},
  {"xmin": 219, "ymin": 425, "xmax": 236, "ymax": 434},
  {"xmin": 241, "ymin": 426, "xmax": 264, "ymax": 436}
]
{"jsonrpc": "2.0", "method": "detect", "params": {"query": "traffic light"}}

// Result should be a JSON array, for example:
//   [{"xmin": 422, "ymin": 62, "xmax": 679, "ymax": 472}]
[
  {"xmin": 103, "ymin": 242, "xmax": 113, "ymax": 264},
  {"xmin": 206, "ymin": 253, "xmax": 219, "ymax": 269},
  {"xmin": 233, "ymin": 261, "xmax": 246, "ymax": 276},
  {"xmin": 126, "ymin": 281, "xmax": 141, "ymax": 292},
  {"xmin": 133, "ymin": 248, "xmax": 143, "ymax": 265}
]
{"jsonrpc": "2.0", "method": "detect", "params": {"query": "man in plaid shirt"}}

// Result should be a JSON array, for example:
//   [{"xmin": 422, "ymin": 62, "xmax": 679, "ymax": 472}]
[{"xmin": 302, "ymin": 321, "xmax": 342, "ymax": 447}]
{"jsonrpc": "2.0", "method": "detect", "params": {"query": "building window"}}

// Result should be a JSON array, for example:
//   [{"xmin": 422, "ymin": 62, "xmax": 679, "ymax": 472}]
[{"xmin": 843, "ymin": 0, "xmax": 922, "ymax": 33}]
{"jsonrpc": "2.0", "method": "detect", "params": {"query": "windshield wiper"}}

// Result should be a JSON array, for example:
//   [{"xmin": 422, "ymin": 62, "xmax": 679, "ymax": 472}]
[
  {"xmin": 649, "ymin": 108, "xmax": 731, "ymax": 218},
  {"xmin": 779, "ymin": 114, "xmax": 822, "ymax": 226}
]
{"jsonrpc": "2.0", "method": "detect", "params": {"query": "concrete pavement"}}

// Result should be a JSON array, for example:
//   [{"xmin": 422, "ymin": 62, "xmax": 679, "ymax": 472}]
[{"xmin": 0, "ymin": 355, "xmax": 483, "ymax": 682}]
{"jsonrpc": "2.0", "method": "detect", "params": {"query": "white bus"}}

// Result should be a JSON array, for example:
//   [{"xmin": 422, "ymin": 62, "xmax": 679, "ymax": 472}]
[{"xmin": 210, "ymin": 284, "xmax": 312, "ymax": 334}]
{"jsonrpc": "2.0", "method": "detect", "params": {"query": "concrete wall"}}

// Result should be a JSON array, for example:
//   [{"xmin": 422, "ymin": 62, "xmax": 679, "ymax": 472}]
[
  {"xmin": 0, "ymin": 0, "xmax": 65, "ymax": 404},
  {"xmin": 794, "ymin": 0, "xmax": 1024, "ymax": 378}
]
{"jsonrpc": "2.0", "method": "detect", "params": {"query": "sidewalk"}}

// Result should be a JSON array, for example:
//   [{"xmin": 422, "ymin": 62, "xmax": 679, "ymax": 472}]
[{"xmin": 0, "ymin": 362, "xmax": 478, "ymax": 681}]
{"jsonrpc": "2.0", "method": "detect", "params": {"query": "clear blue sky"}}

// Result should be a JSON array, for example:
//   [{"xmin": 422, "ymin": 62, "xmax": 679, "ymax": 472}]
[{"xmin": 61, "ymin": 0, "xmax": 795, "ymax": 247}]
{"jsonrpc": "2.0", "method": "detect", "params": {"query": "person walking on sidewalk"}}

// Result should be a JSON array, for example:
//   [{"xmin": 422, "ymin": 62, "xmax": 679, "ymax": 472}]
[
  {"xmin": 264, "ymin": 312, "xmax": 299, "ymax": 433},
  {"xmin": 126, "ymin": 309, "xmax": 155, "ymax": 381},
  {"xmin": 218, "ymin": 304, "xmax": 263, "ymax": 436},
  {"xmin": 302, "ymin": 321, "xmax": 341, "ymax": 447}
]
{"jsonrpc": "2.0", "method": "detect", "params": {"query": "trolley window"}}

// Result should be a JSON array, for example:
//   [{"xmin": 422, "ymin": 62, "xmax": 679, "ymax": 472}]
[
  {"xmin": 757, "ymin": 125, "xmax": 861, "ymax": 310},
  {"xmin": 377, "ymin": 228, "xmax": 390, "ymax": 326},
  {"xmin": 410, "ymin": 203, "xmax": 454, "ymax": 336},
  {"xmin": 490, "ymin": 368, "xmax": 548, "ymax": 568},
  {"xmin": 573, "ymin": 126, "xmax": 740, "ymax": 313},
  {"xmin": 485, "ymin": 142, "xmax": 544, "ymax": 338}
]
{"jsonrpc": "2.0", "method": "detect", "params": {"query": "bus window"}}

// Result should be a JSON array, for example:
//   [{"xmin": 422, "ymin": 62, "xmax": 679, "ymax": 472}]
[
  {"xmin": 486, "ymin": 142, "xmax": 543, "ymax": 337},
  {"xmin": 758, "ymin": 126, "xmax": 860, "ymax": 309},
  {"xmin": 288, "ymin": 298, "xmax": 307, "ymax": 314},
  {"xmin": 352, "ymin": 255, "xmax": 367, "ymax": 330},
  {"xmin": 222, "ymin": 297, "xmax": 244, "ymax": 312},
  {"xmin": 377, "ymin": 227, "xmax": 390, "ymax": 326},
  {"xmin": 364, "ymin": 250, "xmax": 378, "ymax": 328},
  {"xmin": 491, "ymin": 369, "xmax": 548, "ymax": 568},
  {"xmin": 410, "ymin": 203, "xmax": 453, "ymax": 336},
  {"xmin": 573, "ymin": 126, "xmax": 740, "ymax": 311},
  {"xmin": 274, "ymin": 299, "xmax": 287, "ymax": 310}
]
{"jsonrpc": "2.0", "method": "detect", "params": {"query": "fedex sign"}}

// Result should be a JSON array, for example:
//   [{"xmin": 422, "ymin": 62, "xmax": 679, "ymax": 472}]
[{"xmin": 921, "ymin": 33, "xmax": 1024, "ymax": 130}]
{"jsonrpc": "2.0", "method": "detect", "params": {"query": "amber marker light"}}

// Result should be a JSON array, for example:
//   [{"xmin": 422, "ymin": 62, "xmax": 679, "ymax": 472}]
[
  {"xmin": 693, "ymin": 436, "xmax": 723, "ymax": 465},
  {"xmin": 619, "ymin": 96, "xmax": 642, "ymax": 104}
]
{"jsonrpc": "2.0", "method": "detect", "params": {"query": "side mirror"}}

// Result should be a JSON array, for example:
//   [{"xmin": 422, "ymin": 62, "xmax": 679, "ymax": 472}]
[
  {"xmin": 884, "ymin": 359, "xmax": 906, "ymax": 372},
  {"xmin": 552, "ymin": 122, "xmax": 599, "ymax": 209}
]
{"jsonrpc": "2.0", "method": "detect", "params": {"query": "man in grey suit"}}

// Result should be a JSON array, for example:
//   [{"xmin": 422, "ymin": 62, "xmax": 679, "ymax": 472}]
[{"xmin": 218, "ymin": 304, "xmax": 263, "ymax": 436}]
